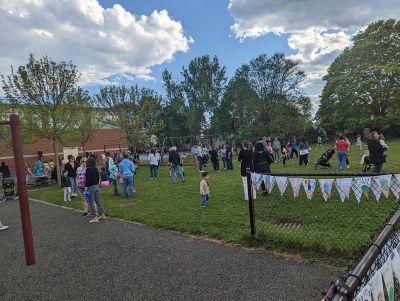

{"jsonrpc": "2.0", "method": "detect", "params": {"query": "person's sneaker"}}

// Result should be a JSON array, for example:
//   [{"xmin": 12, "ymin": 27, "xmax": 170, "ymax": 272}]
[
  {"xmin": 200, "ymin": 205, "xmax": 206, "ymax": 208},
  {"xmin": 98, "ymin": 214, "xmax": 108, "ymax": 220},
  {"xmin": 0, "ymin": 225, "xmax": 9, "ymax": 231},
  {"xmin": 89, "ymin": 217, "xmax": 99, "ymax": 223},
  {"xmin": 82, "ymin": 212, "xmax": 89, "ymax": 217},
  {"xmin": 347, "ymin": 165, "xmax": 350, "ymax": 169}
]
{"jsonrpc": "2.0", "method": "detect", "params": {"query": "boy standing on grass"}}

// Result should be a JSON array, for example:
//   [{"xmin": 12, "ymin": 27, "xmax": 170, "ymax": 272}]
[
  {"xmin": 200, "ymin": 171, "xmax": 210, "ymax": 208},
  {"xmin": 61, "ymin": 169, "xmax": 72, "ymax": 202}
]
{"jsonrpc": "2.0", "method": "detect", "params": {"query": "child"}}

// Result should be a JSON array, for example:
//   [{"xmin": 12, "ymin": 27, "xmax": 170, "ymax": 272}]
[
  {"xmin": 356, "ymin": 134, "xmax": 362, "ymax": 150},
  {"xmin": 200, "ymin": 171, "xmax": 210, "ymax": 208},
  {"xmin": 379, "ymin": 134, "xmax": 388, "ymax": 161},
  {"xmin": 282, "ymin": 144, "xmax": 288, "ymax": 167},
  {"xmin": 109, "ymin": 160, "xmax": 120, "ymax": 196},
  {"xmin": 61, "ymin": 169, "xmax": 72, "ymax": 202}
]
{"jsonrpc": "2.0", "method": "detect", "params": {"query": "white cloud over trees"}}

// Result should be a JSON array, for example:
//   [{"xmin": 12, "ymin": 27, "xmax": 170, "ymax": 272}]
[{"xmin": 0, "ymin": 0, "xmax": 193, "ymax": 85}]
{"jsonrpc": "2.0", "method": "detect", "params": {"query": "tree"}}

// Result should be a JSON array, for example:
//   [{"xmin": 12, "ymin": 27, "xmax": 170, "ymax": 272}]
[
  {"xmin": 317, "ymin": 19, "xmax": 400, "ymax": 136},
  {"xmin": 180, "ymin": 55, "xmax": 227, "ymax": 133},
  {"xmin": 213, "ymin": 53, "xmax": 310, "ymax": 140},
  {"xmin": 1, "ymin": 54, "xmax": 80, "ymax": 184},
  {"xmin": 69, "ymin": 88, "xmax": 100, "ymax": 154},
  {"xmin": 92, "ymin": 85, "xmax": 163, "ymax": 150}
]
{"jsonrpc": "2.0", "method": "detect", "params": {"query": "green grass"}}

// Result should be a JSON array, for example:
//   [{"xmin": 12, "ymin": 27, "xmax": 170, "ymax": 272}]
[{"xmin": 28, "ymin": 140, "xmax": 400, "ymax": 267}]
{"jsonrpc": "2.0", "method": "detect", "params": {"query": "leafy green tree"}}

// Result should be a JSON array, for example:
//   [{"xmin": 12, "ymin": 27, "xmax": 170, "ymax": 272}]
[
  {"xmin": 93, "ymin": 85, "xmax": 163, "ymax": 151},
  {"xmin": 317, "ymin": 19, "xmax": 400, "ymax": 136},
  {"xmin": 180, "ymin": 55, "xmax": 227, "ymax": 133},
  {"xmin": 1, "ymin": 54, "xmax": 80, "ymax": 184}
]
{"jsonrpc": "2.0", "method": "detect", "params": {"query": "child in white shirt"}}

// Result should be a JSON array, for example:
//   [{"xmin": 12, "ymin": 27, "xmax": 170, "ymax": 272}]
[{"xmin": 200, "ymin": 172, "xmax": 210, "ymax": 208}]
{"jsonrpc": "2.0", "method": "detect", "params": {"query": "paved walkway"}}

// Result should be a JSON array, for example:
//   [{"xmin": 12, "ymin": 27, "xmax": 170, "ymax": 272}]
[{"xmin": 0, "ymin": 199, "xmax": 340, "ymax": 301}]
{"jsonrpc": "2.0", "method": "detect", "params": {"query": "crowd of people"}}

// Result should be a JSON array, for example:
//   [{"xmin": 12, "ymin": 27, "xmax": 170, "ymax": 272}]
[{"xmin": 0, "ymin": 131, "xmax": 391, "ymax": 227}]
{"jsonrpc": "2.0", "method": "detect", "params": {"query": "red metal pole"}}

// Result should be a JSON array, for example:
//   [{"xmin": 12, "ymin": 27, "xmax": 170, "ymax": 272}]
[{"xmin": 9, "ymin": 114, "xmax": 35, "ymax": 266}]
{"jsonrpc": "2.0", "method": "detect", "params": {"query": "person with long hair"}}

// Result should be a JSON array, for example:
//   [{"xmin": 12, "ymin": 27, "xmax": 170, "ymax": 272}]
[
  {"xmin": 335, "ymin": 134, "xmax": 350, "ymax": 171},
  {"xmin": 238, "ymin": 141, "xmax": 255, "ymax": 200},
  {"xmin": 85, "ymin": 157, "xmax": 107, "ymax": 223}
]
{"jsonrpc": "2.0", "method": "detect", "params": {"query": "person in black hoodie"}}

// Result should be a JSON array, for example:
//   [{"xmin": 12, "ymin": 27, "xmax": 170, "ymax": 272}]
[
  {"xmin": 210, "ymin": 145, "xmax": 220, "ymax": 171},
  {"xmin": 253, "ymin": 142, "xmax": 273, "ymax": 195},
  {"xmin": 367, "ymin": 131, "xmax": 386, "ymax": 173},
  {"xmin": 238, "ymin": 141, "xmax": 255, "ymax": 201},
  {"xmin": 168, "ymin": 146, "xmax": 185, "ymax": 184}
]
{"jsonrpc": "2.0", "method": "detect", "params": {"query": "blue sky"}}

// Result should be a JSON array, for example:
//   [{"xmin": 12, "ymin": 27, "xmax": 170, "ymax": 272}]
[
  {"xmin": 1, "ymin": 0, "xmax": 398, "ymax": 106},
  {"xmin": 89, "ymin": 0, "xmax": 293, "ymax": 95}
]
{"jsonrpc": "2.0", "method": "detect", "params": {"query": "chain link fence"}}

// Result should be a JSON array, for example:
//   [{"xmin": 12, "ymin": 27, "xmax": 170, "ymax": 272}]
[{"xmin": 247, "ymin": 172, "xmax": 400, "ymax": 267}]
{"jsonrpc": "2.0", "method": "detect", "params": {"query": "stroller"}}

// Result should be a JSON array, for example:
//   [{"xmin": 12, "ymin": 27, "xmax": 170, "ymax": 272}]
[{"xmin": 315, "ymin": 148, "xmax": 335, "ymax": 169}]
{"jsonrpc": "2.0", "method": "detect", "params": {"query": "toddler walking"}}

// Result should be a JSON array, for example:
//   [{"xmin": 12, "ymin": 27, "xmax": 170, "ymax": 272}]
[
  {"xmin": 61, "ymin": 169, "xmax": 72, "ymax": 202},
  {"xmin": 200, "ymin": 172, "xmax": 210, "ymax": 208}
]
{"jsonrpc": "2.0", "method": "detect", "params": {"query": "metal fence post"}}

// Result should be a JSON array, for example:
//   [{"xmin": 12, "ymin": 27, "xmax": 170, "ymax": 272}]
[
  {"xmin": 246, "ymin": 167, "xmax": 256, "ymax": 236},
  {"xmin": 9, "ymin": 114, "xmax": 36, "ymax": 266}
]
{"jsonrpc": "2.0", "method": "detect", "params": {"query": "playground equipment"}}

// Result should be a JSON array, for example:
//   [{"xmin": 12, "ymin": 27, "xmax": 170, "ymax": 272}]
[{"xmin": 161, "ymin": 134, "xmax": 223, "ymax": 151}]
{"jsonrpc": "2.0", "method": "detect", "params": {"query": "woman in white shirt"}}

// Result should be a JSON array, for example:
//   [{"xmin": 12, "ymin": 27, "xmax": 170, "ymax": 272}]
[{"xmin": 148, "ymin": 149, "xmax": 159, "ymax": 180}]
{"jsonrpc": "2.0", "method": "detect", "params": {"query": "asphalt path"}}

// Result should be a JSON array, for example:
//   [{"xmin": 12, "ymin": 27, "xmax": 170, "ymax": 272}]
[{"xmin": 0, "ymin": 199, "xmax": 340, "ymax": 301}]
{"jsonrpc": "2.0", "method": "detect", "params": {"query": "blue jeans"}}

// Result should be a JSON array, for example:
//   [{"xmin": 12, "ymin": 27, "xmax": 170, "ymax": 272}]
[
  {"xmin": 69, "ymin": 177, "xmax": 76, "ymax": 194},
  {"xmin": 87, "ymin": 185, "xmax": 105, "ymax": 216},
  {"xmin": 170, "ymin": 164, "xmax": 185, "ymax": 183},
  {"xmin": 198, "ymin": 156, "xmax": 204, "ymax": 171},
  {"xmin": 201, "ymin": 193, "xmax": 210, "ymax": 207},
  {"xmin": 122, "ymin": 176, "xmax": 134, "ymax": 197},
  {"xmin": 226, "ymin": 159, "xmax": 233, "ymax": 170},
  {"xmin": 374, "ymin": 163, "xmax": 383, "ymax": 173},
  {"xmin": 150, "ymin": 164, "xmax": 157, "ymax": 179},
  {"xmin": 111, "ymin": 179, "xmax": 119, "ymax": 195},
  {"xmin": 337, "ymin": 151, "xmax": 347, "ymax": 171}
]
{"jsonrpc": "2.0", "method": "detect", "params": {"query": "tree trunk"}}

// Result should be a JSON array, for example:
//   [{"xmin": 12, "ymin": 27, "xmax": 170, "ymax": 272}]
[
  {"xmin": 82, "ymin": 143, "xmax": 86, "ymax": 156},
  {"xmin": 53, "ymin": 139, "xmax": 61, "ymax": 185}
]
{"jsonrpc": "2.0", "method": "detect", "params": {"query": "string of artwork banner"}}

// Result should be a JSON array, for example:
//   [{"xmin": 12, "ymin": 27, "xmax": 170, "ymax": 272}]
[
  {"xmin": 250, "ymin": 174, "xmax": 400, "ymax": 202},
  {"xmin": 354, "ymin": 232, "xmax": 400, "ymax": 301}
]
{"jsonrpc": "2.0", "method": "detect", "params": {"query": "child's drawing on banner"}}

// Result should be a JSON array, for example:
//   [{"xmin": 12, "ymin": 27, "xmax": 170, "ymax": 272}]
[
  {"xmin": 302, "ymin": 179, "xmax": 316, "ymax": 200},
  {"xmin": 275, "ymin": 177, "xmax": 288, "ymax": 196},
  {"xmin": 352, "ymin": 177, "xmax": 372, "ymax": 202},
  {"xmin": 380, "ymin": 260, "xmax": 394, "ymax": 301},
  {"xmin": 289, "ymin": 178, "xmax": 303, "ymax": 198},
  {"xmin": 370, "ymin": 270, "xmax": 384, "ymax": 301},
  {"xmin": 355, "ymin": 283, "xmax": 372, "ymax": 301},
  {"xmin": 370, "ymin": 178, "xmax": 382, "ymax": 201},
  {"xmin": 263, "ymin": 175, "xmax": 275, "ymax": 193},
  {"xmin": 251, "ymin": 173, "xmax": 262, "ymax": 186},
  {"xmin": 318, "ymin": 179, "xmax": 334, "ymax": 201},
  {"xmin": 390, "ymin": 174, "xmax": 400, "ymax": 200},
  {"xmin": 335, "ymin": 178, "xmax": 353, "ymax": 202}
]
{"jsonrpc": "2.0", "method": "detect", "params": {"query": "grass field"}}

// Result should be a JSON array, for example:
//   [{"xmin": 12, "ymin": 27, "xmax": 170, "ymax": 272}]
[{"xmin": 28, "ymin": 140, "xmax": 400, "ymax": 267}]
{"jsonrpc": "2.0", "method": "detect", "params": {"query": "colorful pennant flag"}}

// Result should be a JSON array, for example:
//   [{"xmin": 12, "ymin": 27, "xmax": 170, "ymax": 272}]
[
  {"xmin": 289, "ymin": 178, "xmax": 303, "ymax": 198},
  {"xmin": 352, "ymin": 177, "xmax": 372, "ymax": 202},
  {"xmin": 318, "ymin": 179, "xmax": 334, "ymax": 201},
  {"xmin": 355, "ymin": 283, "xmax": 372, "ymax": 301},
  {"xmin": 335, "ymin": 178, "xmax": 353, "ymax": 202},
  {"xmin": 302, "ymin": 179, "xmax": 316, "ymax": 200},
  {"xmin": 378, "ymin": 175, "xmax": 392, "ymax": 198},
  {"xmin": 370, "ymin": 178, "xmax": 382, "ymax": 201},
  {"xmin": 275, "ymin": 176, "xmax": 288, "ymax": 196},
  {"xmin": 390, "ymin": 244, "xmax": 400, "ymax": 281},
  {"xmin": 380, "ymin": 260, "xmax": 394, "ymax": 301},
  {"xmin": 262, "ymin": 175, "xmax": 275, "ymax": 193},
  {"xmin": 390, "ymin": 174, "xmax": 400, "ymax": 200}
]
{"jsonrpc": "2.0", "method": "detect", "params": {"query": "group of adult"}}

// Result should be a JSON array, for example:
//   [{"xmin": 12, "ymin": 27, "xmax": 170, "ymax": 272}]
[{"xmin": 191, "ymin": 143, "xmax": 234, "ymax": 173}]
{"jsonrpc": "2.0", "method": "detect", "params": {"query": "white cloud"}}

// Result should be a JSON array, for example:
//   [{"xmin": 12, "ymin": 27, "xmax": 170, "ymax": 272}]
[
  {"xmin": 229, "ymin": 0, "xmax": 400, "ymax": 104},
  {"xmin": 0, "ymin": 0, "xmax": 193, "ymax": 85}
]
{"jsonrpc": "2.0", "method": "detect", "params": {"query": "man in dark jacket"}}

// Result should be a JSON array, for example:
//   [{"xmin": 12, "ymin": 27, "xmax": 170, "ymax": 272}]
[
  {"xmin": 168, "ymin": 146, "xmax": 185, "ymax": 184},
  {"xmin": 0, "ymin": 162, "xmax": 11, "ymax": 178}
]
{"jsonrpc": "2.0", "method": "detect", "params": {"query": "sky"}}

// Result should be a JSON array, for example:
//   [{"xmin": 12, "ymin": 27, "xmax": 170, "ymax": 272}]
[{"xmin": 0, "ymin": 0, "xmax": 399, "ymax": 108}]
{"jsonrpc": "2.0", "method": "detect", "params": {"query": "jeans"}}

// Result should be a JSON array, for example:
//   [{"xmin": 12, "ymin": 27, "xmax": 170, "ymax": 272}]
[
  {"xmin": 201, "ymin": 193, "xmax": 210, "ymax": 207},
  {"xmin": 226, "ymin": 159, "xmax": 233, "ymax": 171},
  {"xmin": 111, "ymin": 179, "xmax": 119, "ymax": 195},
  {"xmin": 212, "ymin": 161, "xmax": 219, "ymax": 171},
  {"xmin": 87, "ymin": 185, "xmax": 104, "ymax": 216},
  {"xmin": 273, "ymin": 149, "xmax": 280, "ymax": 161},
  {"xmin": 299, "ymin": 154, "xmax": 308, "ymax": 166},
  {"xmin": 221, "ymin": 158, "xmax": 226, "ymax": 169},
  {"xmin": 374, "ymin": 163, "xmax": 383, "ymax": 173},
  {"xmin": 170, "ymin": 164, "xmax": 185, "ymax": 183},
  {"xmin": 150, "ymin": 164, "xmax": 157, "ymax": 179},
  {"xmin": 122, "ymin": 176, "xmax": 134, "ymax": 197},
  {"xmin": 290, "ymin": 149, "xmax": 298, "ymax": 158},
  {"xmin": 69, "ymin": 177, "xmax": 76, "ymax": 194},
  {"xmin": 198, "ymin": 156, "xmax": 204, "ymax": 171},
  {"xmin": 337, "ymin": 151, "xmax": 347, "ymax": 171}
]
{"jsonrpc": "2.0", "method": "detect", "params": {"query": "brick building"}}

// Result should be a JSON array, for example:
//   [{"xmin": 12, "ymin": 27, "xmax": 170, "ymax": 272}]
[{"xmin": 0, "ymin": 128, "xmax": 128, "ymax": 171}]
